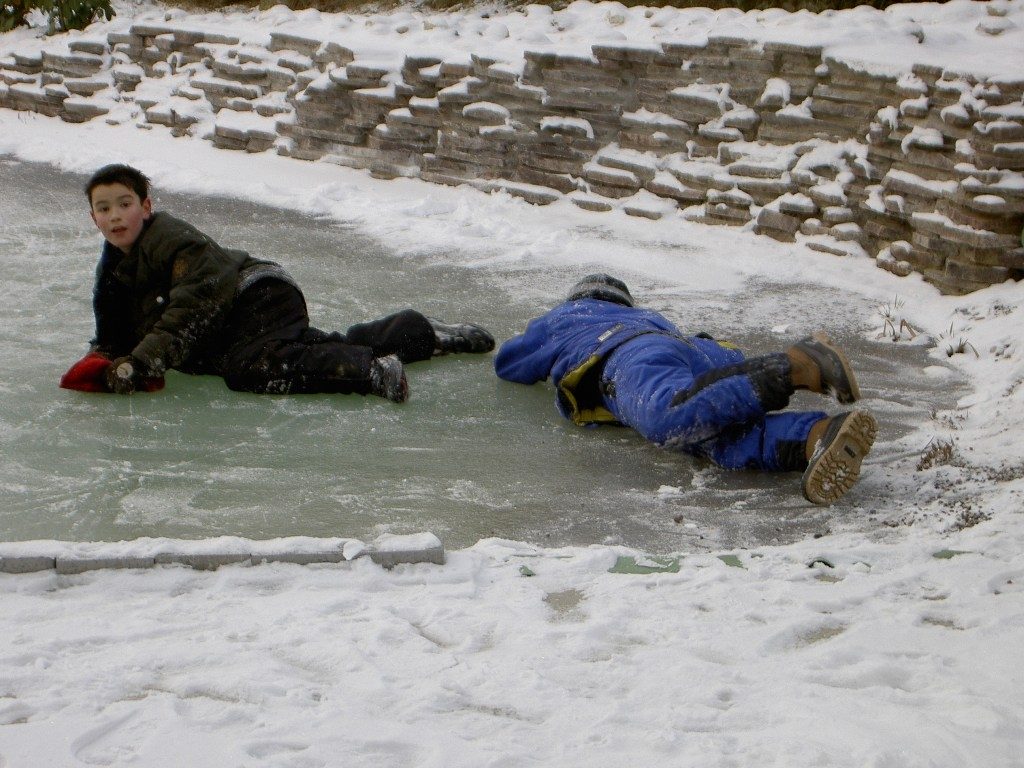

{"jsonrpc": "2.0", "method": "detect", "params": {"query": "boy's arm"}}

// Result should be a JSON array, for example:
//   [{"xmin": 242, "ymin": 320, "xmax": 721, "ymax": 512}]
[
  {"xmin": 493, "ymin": 313, "xmax": 560, "ymax": 384},
  {"xmin": 130, "ymin": 223, "xmax": 243, "ymax": 376}
]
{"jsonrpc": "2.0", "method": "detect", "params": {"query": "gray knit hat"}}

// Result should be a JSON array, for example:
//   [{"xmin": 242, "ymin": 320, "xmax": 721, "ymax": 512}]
[{"xmin": 566, "ymin": 273, "xmax": 634, "ymax": 307}]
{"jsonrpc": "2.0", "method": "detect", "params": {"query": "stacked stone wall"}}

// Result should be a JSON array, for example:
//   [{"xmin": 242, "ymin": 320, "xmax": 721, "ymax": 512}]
[{"xmin": 2, "ymin": 13, "xmax": 1022, "ymax": 294}]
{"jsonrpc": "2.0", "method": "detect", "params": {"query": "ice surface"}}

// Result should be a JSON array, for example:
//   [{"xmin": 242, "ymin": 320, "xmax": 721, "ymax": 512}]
[{"xmin": 0, "ymin": 158, "xmax": 964, "ymax": 552}]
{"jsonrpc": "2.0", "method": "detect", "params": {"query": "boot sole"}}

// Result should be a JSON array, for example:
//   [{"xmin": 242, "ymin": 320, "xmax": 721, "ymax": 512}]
[
  {"xmin": 801, "ymin": 410, "xmax": 877, "ymax": 505},
  {"xmin": 371, "ymin": 355, "xmax": 409, "ymax": 403}
]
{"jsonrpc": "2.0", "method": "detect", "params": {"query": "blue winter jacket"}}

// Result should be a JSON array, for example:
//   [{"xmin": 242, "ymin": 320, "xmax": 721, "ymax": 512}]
[
  {"xmin": 495, "ymin": 298, "xmax": 706, "ymax": 425},
  {"xmin": 496, "ymin": 298, "xmax": 825, "ymax": 471}
]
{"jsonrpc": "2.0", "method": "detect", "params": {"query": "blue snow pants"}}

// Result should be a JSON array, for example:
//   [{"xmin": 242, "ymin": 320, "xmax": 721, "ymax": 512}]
[{"xmin": 600, "ymin": 335, "xmax": 825, "ymax": 471}]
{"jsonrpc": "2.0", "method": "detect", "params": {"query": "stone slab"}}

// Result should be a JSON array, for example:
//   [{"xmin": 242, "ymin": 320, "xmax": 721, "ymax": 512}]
[
  {"xmin": 0, "ymin": 555, "xmax": 56, "ymax": 573},
  {"xmin": 152, "ymin": 552, "xmax": 249, "ymax": 570},
  {"xmin": 56, "ymin": 556, "xmax": 156, "ymax": 574},
  {"xmin": 368, "ymin": 533, "xmax": 446, "ymax": 568},
  {"xmin": 250, "ymin": 551, "xmax": 347, "ymax": 565}
]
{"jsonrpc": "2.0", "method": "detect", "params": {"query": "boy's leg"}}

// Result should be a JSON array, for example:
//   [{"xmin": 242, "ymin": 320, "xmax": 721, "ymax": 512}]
[
  {"xmin": 344, "ymin": 310, "xmax": 495, "ymax": 361},
  {"xmin": 685, "ymin": 405, "xmax": 876, "ymax": 502},
  {"xmin": 344, "ymin": 309, "xmax": 436, "ymax": 364},
  {"xmin": 603, "ymin": 334, "xmax": 875, "ymax": 495},
  {"xmin": 230, "ymin": 338, "xmax": 378, "ymax": 395},
  {"xmin": 604, "ymin": 337, "xmax": 792, "ymax": 448},
  {"xmin": 219, "ymin": 279, "xmax": 379, "ymax": 395},
  {"xmin": 697, "ymin": 412, "xmax": 826, "ymax": 471}
]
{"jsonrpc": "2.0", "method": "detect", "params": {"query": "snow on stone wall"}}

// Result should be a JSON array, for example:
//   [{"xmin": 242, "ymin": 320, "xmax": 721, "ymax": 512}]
[{"xmin": 2, "ymin": 12, "xmax": 1022, "ymax": 294}]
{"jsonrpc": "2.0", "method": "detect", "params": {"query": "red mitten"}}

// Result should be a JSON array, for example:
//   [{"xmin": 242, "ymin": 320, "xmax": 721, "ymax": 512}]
[
  {"xmin": 60, "ymin": 352, "xmax": 165, "ymax": 393},
  {"xmin": 60, "ymin": 351, "xmax": 113, "ymax": 393}
]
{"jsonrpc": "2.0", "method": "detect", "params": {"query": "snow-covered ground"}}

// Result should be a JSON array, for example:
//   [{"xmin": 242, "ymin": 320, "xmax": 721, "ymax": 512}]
[{"xmin": 2, "ymin": 2, "xmax": 1024, "ymax": 766}]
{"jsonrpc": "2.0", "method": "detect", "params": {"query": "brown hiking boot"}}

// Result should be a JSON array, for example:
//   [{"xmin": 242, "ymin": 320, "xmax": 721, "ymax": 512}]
[
  {"xmin": 788, "ymin": 332, "xmax": 860, "ymax": 404},
  {"xmin": 801, "ymin": 410, "xmax": 877, "ymax": 505}
]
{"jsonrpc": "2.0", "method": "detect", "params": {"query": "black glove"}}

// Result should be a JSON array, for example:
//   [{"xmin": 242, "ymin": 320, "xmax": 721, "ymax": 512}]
[{"xmin": 106, "ymin": 356, "xmax": 139, "ymax": 395}]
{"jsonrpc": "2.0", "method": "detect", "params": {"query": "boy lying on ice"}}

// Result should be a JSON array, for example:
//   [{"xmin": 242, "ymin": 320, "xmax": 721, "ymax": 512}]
[
  {"xmin": 62, "ymin": 164, "xmax": 493, "ymax": 402},
  {"xmin": 494, "ymin": 274, "xmax": 877, "ymax": 505}
]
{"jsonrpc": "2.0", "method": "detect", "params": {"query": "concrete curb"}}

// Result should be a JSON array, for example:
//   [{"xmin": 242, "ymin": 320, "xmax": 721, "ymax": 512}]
[{"xmin": 0, "ymin": 533, "xmax": 445, "ymax": 574}]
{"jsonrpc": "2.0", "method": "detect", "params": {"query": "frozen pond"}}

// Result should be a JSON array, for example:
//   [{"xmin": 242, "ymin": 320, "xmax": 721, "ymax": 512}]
[{"xmin": 1, "ymin": 157, "xmax": 964, "ymax": 552}]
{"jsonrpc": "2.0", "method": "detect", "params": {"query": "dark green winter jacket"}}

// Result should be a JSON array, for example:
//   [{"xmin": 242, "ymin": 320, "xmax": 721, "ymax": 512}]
[{"xmin": 92, "ymin": 211, "xmax": 270, "ymax": 377}]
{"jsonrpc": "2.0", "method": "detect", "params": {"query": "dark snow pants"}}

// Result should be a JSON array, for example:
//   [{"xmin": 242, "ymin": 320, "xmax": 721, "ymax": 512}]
[
  {"xmin": 217, "ymin": 278, "xmax": 436, "ymax": 394},
  {"xmin": 600, "ymin": 334, "xmax": 826, "ymax": 471}
]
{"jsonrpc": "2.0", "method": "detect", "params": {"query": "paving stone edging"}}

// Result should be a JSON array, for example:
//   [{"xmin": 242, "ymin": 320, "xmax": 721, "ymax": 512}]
[
  {"xmin": 0, "ymin": 532, "xmax": 446, "ymax": 573},
  {"xmin": 2, "ymin": 9, "xmax": 1022, "ymax": 294}
]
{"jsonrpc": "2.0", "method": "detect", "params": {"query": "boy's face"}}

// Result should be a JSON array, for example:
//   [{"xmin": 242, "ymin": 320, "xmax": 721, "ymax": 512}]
[{"xmin": 89, "ymin": 182, "xmax": 152, "ymax": 253}]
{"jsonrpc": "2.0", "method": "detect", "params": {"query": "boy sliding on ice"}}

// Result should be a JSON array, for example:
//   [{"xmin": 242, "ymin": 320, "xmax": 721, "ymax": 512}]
[
  {"xmin": 65, "ymin": 164, "xmax": 493, "ymax": 402},
  {"xmin": 495, "ymin": 274, "xmax": 877, "ymax": 505}
]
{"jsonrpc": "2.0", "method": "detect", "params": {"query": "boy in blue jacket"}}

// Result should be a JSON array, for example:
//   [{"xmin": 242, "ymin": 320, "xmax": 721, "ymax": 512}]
[
  {"xmin": 71, "ymin": 164, "xmax": 493, "ymax": 402},
  {"xmin": 494, "ymin": 274, "xmax": 877, "ymax": 505}
]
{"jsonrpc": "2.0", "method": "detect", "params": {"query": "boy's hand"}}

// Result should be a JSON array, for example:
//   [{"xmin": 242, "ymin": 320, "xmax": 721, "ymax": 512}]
[{"xmin": 106, "ymin": 356, "xmax": 139, "ymax": 395}]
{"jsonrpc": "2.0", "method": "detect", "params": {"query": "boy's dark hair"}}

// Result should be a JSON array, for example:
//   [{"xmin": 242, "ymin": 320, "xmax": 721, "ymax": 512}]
[{"xmin": 85, "ymin": 164, "xmax": 151, "ymax": 205}]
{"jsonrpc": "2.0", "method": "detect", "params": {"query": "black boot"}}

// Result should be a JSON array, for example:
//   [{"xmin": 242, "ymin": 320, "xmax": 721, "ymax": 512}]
[
  {"xmin": 428, "ymin": 318, "xmax": 495, "ymax": 355},
  {"xmin": 369, "ymin": 355, "xmax": 409, "ymax": 403}
]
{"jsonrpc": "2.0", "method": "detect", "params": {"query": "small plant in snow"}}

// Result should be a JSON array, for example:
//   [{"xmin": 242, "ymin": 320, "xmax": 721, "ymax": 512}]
[
  {"xmin": 917, "ymin": 437, "xmax": 957, "ymax": 471},
  {"xmin": 946, "ymin": 337, "xmax": 978, "ymax": 357},
  {"xmin": 947, "ymin": 502, "xmax": 991, "ymax": 532},
  {"xmin": 939, "ymin": 322, "xmax": 979, "ymax": 358},
  {"xmin": 877, "ymin": 294, "xmax": 919, "ymax": 342}
]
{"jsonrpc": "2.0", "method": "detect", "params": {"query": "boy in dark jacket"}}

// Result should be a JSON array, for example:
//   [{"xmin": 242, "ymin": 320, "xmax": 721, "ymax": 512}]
[
  {"xmin": 75, "ymin": 163, "xmax": 494, "ymax": 402},
  {"xmin": 494, "ymin": 274, "xmax": 877, "ymax": 505}
]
